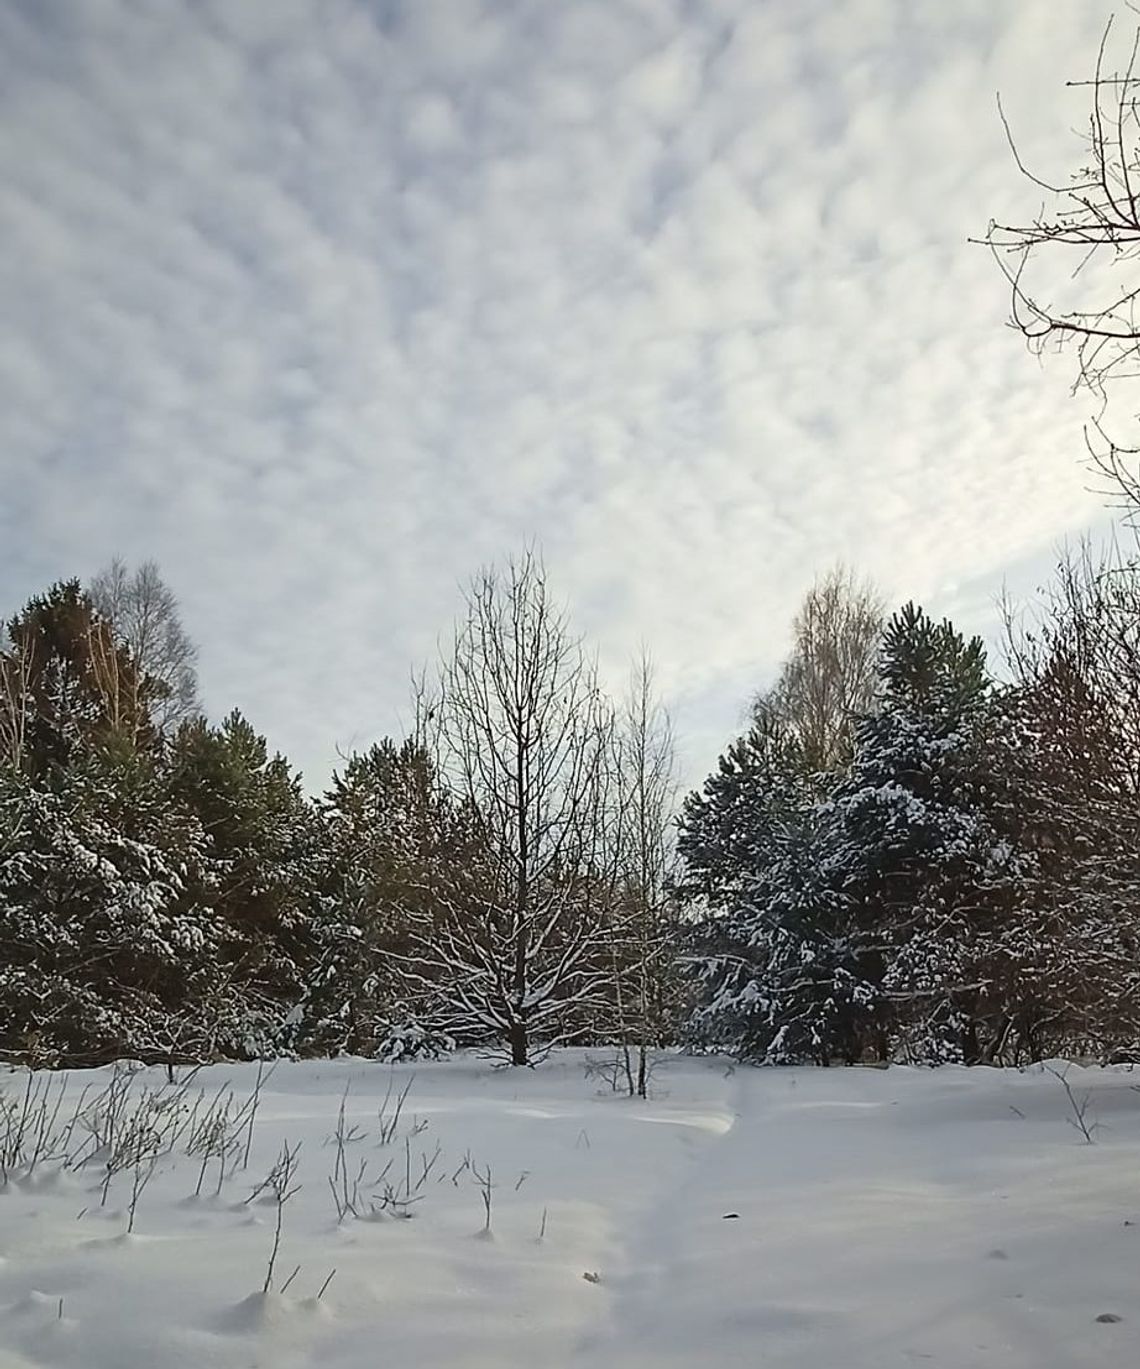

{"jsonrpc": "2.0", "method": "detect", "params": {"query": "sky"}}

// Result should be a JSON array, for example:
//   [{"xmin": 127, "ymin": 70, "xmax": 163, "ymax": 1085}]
[{"xmin": 0, "ymin": 0, "xmax": 1125, "ymax": 790}]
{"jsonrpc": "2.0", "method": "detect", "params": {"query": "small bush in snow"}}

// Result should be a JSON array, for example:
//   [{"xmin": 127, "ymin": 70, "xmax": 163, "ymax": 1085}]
[{"xmin": 376, "ymin": 1021, "xmax": 454, "ymax": 1063}]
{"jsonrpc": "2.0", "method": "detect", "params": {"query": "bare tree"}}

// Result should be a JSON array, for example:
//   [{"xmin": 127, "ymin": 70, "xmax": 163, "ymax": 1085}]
[
  {"xmin": 0, "ymin": 625, "xmax": 35, "ymax": 772},
  {"xmin": 400, "ymin": 551, "xmax": 618, "ymax": 1065},
  {"xmin": 1002, "ymin": 536, "xmax": 1140, "ymax": 795},
  {"xmin": 89, "ymin": 558, "xmax": 199, "ymax": 731},
  {"xmin": 610, "ymin": 651, "xmax": 679, "ymax": 1096},
  {"xmin": 982, "ymin": 17, "xmax": 1140, "ymax": 512},
  {"xmin": 759, "ymin": 566, "xmax": 884, "ymax": 779},
  {"xmin": 996, "ymin": 544, "xmax": 1140, "ymax": 1060}
]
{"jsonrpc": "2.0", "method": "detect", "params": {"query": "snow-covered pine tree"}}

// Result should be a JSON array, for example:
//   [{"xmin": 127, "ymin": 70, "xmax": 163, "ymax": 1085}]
[
  {"xmin": 679, "ymin": 573, "xmax": 892, "ymax": 1065},
  {"xmin": 0, "ymin": 582, "xmax": 228, "ymax": 1064},
  {"xmin": 824, "ymin": 603, "xmax": 1012, "ymax": 1063},
  {"xmin": 164, "ymin": 710, "xmax": 322, "ymax": 1054},
  {"xmin": 677, "ymin": 700, "xmax": 803, "ymax": 915},
  {"xmin": 680, "ymin": 700, "xmax": 882, "ymax": 1065},
  {"xmin": 300, "ymin": 738, "xmax": 462, "ymax": 1057},
  {"xmin": 0, "ymin": 752, "xmax": 218, "ymax": 1065},
  {"xmin": 1, "ymin": 580, "xmax": 161, "ymax": 776}
]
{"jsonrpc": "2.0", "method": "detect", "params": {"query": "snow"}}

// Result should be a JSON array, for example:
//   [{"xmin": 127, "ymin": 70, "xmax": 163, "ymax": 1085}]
[{"xmin": 1, "ymin": 1052, "xmax": 1138, "ymax": 1368}]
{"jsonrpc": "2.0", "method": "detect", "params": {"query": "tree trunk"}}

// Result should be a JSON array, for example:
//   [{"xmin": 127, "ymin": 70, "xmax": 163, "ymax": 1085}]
[{"xmin": 509, "ymin": 1016, "xmax": 528, "ymax": 1067}]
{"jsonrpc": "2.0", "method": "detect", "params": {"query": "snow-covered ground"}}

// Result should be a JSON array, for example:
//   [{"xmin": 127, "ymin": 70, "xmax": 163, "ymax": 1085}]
[{"xmin": 1, "ymin": 1052, "xmax": 1137, "ymax": 1368}]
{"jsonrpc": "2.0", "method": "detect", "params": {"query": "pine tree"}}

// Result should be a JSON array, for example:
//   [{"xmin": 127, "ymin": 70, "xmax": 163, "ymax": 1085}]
[
  {"xmin": 825, "ymin": 604, "xmax": 1004, "ymax": 1062},
  {"xmin": 302, "ymin": 738, "xmax": 457, "ymax": 1056},
  {"xmin": 681, "ymin": 706, "xmax": 881, "ymax": 1064},
  {"xmin": 677, "ymin": 703, "xmax": 805, "ymax": 914},
  {"xmin": 687, "ymin": 800, "xmax": 882, "ymax": 1064},
  {"xmin": 164, "ymin": 710, "xmax": 320, "ymax": 1052},
  {"xmin": 0, "ymin": 751, "xmax": 217, "ymax": 1065},
  {"xmin": 684, "ymin": 604, "xmax": 1005, "ymax": 1065},
  {"xmin": 1, "ymin": 580, "xmax": 160, "ymax": 775}
]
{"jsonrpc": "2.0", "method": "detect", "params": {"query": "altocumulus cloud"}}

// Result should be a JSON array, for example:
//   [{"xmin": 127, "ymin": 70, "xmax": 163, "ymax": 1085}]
[{"xmin": 0, "ymin": 0, "xmax": 1119, "ymax": 786}]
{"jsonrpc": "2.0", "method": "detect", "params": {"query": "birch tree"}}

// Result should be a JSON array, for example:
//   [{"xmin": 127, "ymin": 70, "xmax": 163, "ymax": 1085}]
[
  {"xmin": 610, "ymin": 652, "xmax": 678, "ymax": 1095},
  {"xmin": 90, "ymin": 558, "xmax": 199, "ymax": 731},
  {"xmin": 762, "ymin": 566, "xmax": 884, "ymax": 779}
]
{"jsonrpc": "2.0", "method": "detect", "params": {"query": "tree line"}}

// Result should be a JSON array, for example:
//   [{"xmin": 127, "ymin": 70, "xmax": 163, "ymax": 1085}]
[
  {"xmin": 0, "ymin": 553, "xmax": 679, "ymax": 1073},
  {"xmin": 4, "ymin": 543, "xmax": 1140, "ymax": 1071},
  {"xmin": 683, "ymin": 555, "xmax": 1140, "ymax": 1065}
]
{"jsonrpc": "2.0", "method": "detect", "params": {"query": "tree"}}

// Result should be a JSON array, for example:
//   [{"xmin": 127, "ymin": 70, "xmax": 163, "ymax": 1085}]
[
  {"xmin": 680, "ymin": 572, "xmax": 884, "ymax": 1064},
  {"xmin": 762, "ymin": 566, "xmax": 884, "ymax": 779},
  {"xmin": 1004, "ymin": 539, "xmax": 1140, "ymax": 794},
  {"xmin": 0, "ymin": 620, "xmax": 34, "ymax": 772},
  {"xmin": 995, "ymin": 549, "xmax": 1140, "ymax": 1058},
  {"xmin": 686, "ymin": 794, "xmax": 879, "ymax": 1066},
  {"xmin": 90, "ymin": 558, "xmax": 200, "ymax": 731},
  {"xmin": 304, "ymin": 738, "xmax": 462, "ymax": 1056},
  {"xmin": 680, "ymin": 691, "xmax": 862, "ymax": 1063},
  {"xmin": 983, "ymin": 18, "xmax": 1140, "ymax": 511},
  {"xmin": 680, "ymin": 564, "xmax": 883, "ymax": 919},
  {"xmin": 165, "ymin": 710, "xmax": 319, "ymax": 1050},
  {"xmin": 399, "ymin": 552, "xmax": 618, "ymax": 1065},
  {"xmin": 1, "ymin": 580, "xmax": 159, "ymax": 775},
  {"xmin": 609, "ymin": 653, "xmax": 680, "ymax": 1094},
  {"xmin": 677, "ymin": 703, "xmax": 805, "ymax": 915},
  {"xmin": 684, "ymin": 603, "xmax": 996, "ymax": 1065},
  {"xmin": 0, "ymin": 751, "xmax": 218, "ymax": 1065},
  {"xmin": 825, "ymin": 604, "xmax": 1001, "ymax": 1062}
]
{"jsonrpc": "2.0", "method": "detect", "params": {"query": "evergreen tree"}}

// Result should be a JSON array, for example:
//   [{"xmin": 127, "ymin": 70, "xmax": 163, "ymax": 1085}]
[
  {"xmin": 0, "ymin": 751, "xmax": 217, "ymax": 1064},
  {"xmin": 1, "ymin": 580, "xmax": 160, "ymax": 775},
  {"xmin": 824, "ymin": 604, "xmax": 1005, "ymax": 1062},
  {"xmin": 677, "ymin": 702, "xmax": 805, "ymax": 915},
  {"xmin": 686, "ymin": 795, "xmax": 882, "ymax": 1064},
  {"xmin": 165, "ymin": 710, "xmax": 320, "ymax": 1051},
  {"xmin": 684, "ymin": 605, "xmax": 1004, "ymax": 1065},
  {"xmin": 681, "ymin": 704, "xmax": 881, "ymax": 1064},
  {"xmin": 302, "ymin": 738, "xmax": 457, "ymax": 1056}
]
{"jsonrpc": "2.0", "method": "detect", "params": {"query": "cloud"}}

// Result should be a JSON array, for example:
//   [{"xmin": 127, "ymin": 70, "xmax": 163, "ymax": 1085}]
[{"xmin": 0, "ymin": 0, "xmax": 1121, "ymax": 788}]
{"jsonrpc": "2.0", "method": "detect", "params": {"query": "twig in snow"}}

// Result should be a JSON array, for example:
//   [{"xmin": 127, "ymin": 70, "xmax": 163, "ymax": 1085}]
[
  {"xmin": 376, "ymin": 1072, "xmax": 415, "ymax": 1146},
  {"xmin": 1046, "ymin": 1065, "xmax": 1101, "ymax": 1143},
  {"xmin": 472, "ymin": 1162, "xmax": 494, "ymax": 1235},
  {"xmin": 261, "ymin": 1140, "xmax": 302, "ymax": 1294}
]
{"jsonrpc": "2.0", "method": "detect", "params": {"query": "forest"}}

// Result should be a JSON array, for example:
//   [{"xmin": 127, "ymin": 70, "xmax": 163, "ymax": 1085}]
[{"xmin": 3, "ymin": 539, "xmax": 1139, "ymax": 1073}]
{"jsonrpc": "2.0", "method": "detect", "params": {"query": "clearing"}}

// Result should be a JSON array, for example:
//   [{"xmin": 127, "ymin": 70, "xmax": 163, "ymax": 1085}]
[{"xmin": 0, "ymin": 1052, "xmax": 1136, "ymax": 1368}]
